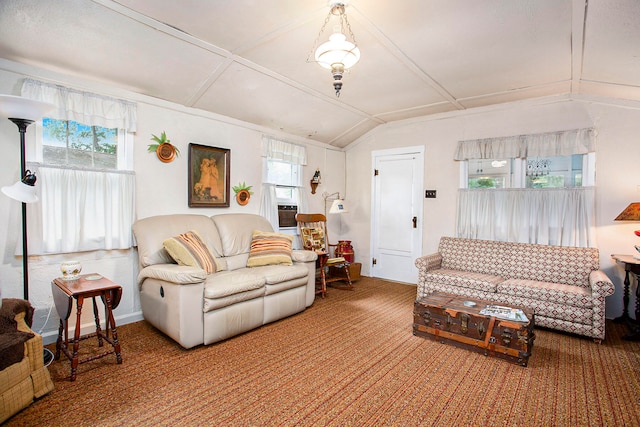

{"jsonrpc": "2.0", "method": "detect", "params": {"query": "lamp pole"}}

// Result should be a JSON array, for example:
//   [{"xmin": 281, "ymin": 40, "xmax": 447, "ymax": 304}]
[{"xmin": 10, "ymin": 118, "xmax": 35, "ymax": 300}]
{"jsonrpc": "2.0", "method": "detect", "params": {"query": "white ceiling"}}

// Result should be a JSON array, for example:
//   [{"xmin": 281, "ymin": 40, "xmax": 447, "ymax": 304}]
[{"xmin": 1, "ymin": 0, "xmax": 639, "ymax": 148}]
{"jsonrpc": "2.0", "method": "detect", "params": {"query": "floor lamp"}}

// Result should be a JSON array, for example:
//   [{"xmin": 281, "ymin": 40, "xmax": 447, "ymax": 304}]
[
  {"xmin": 0, "ymin": 95, "xmax": 55, "ymax": 301},
  {"xmin": 322, "ymin": 191, "xmax": 349, "ymax": 217}
]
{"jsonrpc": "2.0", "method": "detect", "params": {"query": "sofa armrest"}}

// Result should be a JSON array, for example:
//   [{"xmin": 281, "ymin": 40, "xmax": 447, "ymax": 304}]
[
  {"xmin": 138, "ymin": 264, "xmax": 207, "ymax": 287},
  {"xmin": 589, "ymin": 270, "xmax": 615, "ymax": 297},
  {"xmin": 292, "ymin": 249, "xmax": 318, "ymax": 263},
  {"xmin": 415, "ymin": 252, "xmax": 443, "ymax": 272}
]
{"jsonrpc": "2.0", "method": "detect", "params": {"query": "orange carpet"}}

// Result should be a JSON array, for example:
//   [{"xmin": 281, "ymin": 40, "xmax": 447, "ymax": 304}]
[{"xmin": 5, "ymin": 277, "xmax": 640, "ymax": 426}]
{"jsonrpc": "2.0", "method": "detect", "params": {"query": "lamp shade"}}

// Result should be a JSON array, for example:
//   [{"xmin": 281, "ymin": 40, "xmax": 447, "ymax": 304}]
[
  {"xmin": 329, "ymin": 198, "xmax": 348, "ymax": 214},
  {"xmin": 2, "ymin": 179, "xmax": 38, "ymax": 203},
  {"xmin": 0, "ymin": 94, "xmax": 55, "ymax": 121},
  {"xmin": 315, "ymin": 32, "xmax": 360, "ymax": 70},
  {"xmin": 615, "ymin": 203, "xmax": 640, "ymax": 221}
]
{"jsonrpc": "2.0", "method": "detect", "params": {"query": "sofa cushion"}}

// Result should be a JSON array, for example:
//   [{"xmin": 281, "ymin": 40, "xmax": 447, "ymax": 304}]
[
  {"xmin": 438, "ymin": 237, "xmax": 599, "ymax": 287},
  {"xmin": 163, "ymin": 231, "xmax": 222, "ymax": 274},
  {"xmin": 212, "ymin": 213, "xmax": 274, "ymax": 257},
  {"xmin": 419, "ymin": 284, "xmax": 594, "ymax": 325},
  {"xmin": 423, "ymin": 269, "xmax": 503, "ymax": 293},
  {"xmin": 246, "ymin": 231, "xmax": 293, "ymax": 267},
  {"xmin": 132, "ymin": 214, "xmax": 223, "ymax": 268},
  {"xmin": 497, "ymin": 279, "xmax": 594, "ymax": 308},
  {"xmin": 203, "ymin": 288, "xmax": 266, "ymax": 312},
  {"xmin": 204, "ymin": 270, "xmax": 266, "ymax": 299},
  {"xmin": 258, "ymin": 264, "xmax": 309, "ymax": 284}
]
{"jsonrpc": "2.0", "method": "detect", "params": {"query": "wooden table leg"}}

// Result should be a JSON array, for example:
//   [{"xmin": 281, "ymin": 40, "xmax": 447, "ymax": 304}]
[
  {"xmin": 614, "ymin": 270, "xmax": 632, "ymax": 323},
  {"xmin": 70, "ymin": 296, "xmax": 84, "ymax": 381},
  {"xmin": 104, "ymin": 291, "xmax": 122, "ymax": 364},
  {"xmin": 92, "ymin": 296, "xmax": 104, "ymax": 347},
  {"xmin": 622, "ymin": 272, "xmax": 640, "ymax": 341},
  {"xmin": 55, "ymin": 318, "xmax": 64, "ymax": 360}
]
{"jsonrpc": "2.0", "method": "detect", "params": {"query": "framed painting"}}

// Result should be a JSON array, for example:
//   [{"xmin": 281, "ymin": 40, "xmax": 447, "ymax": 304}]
[{"xmin": 188, "ymin": 143, "xmax": 230, "ymax": 207}]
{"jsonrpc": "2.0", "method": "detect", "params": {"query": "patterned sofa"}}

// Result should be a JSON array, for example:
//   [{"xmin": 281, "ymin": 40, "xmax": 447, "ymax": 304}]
[{"xmin": 415, "ymin": 237, "xmax": 615, "ymax": 341}]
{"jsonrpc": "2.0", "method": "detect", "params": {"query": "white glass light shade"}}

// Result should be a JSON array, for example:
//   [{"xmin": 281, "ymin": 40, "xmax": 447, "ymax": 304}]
[
  {"xmin": 0, "ymin": 94, "xmax": 55, "ymax": 121},
  {"xmin": 314, "ymin": 32, "xmax": 360, "ymax": 70},
  {"xmin": 2, "ymin": 180, "xmax": 38, "ymax": 203},
  {"xmin": 329, "ymin": 198, "xmax": 349, "ymax": 214}
]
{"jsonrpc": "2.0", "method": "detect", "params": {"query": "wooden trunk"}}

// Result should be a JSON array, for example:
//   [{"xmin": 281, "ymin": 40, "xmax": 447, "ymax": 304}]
[{"xmin": 413, "ymin": 292, "xmax": 535, "ymax": 367}]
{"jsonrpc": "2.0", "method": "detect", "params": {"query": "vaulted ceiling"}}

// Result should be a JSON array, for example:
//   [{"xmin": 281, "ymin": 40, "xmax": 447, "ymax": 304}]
[{"xmin": 1, "ymin": 0, "xmax": 639, "ymax": 148}]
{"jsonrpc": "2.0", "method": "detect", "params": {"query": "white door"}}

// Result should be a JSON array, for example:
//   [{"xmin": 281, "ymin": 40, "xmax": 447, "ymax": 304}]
[{"xmin": 371, "ymin": 147, "xmax": 424, "ymax": 283}]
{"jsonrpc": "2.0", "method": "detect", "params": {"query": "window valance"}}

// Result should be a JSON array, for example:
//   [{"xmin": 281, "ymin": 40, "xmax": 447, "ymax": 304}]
[
  {"xmin": 262, "ymin": 136, "xmax": 307, "ymax": 165},
  {"xmin": 21, "ymin": 78, "xmax": 137, "ymax": 132},
  {"xmin": 454, "ymin": 128, "xmax": 596, "ymax": 160}
]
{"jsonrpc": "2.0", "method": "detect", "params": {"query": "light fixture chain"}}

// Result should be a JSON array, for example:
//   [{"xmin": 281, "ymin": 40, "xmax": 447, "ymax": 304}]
[
  {"xmin": 342, "ymin": 12, "xmax": 358, "ymax": 46},
  {"xmin": 306, "ymin": 12, "xmax": 333, "ymax": 63}
]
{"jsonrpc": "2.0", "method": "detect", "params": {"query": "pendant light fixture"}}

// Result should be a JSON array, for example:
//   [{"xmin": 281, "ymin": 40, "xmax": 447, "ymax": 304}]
[{"xmin": 308, "ymin": 3, "xmax": 360, "ymax": 97}]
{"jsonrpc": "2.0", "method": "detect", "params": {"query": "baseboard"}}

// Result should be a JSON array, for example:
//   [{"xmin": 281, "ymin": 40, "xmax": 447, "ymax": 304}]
[{"xmin": 41, "ymin": 310, "xmax": 144, "ymax": 345}]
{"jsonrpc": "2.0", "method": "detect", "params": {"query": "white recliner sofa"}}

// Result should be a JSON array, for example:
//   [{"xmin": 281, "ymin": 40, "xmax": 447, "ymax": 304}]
[{"xmin": 132, "ymin": 213, "xmax": 317, "ymax": 349}]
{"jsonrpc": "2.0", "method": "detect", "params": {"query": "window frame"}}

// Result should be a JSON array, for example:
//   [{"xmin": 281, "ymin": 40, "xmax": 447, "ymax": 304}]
[{"xmin": 263, "ymin": 158, "xmax": 302, "ymax": 206}]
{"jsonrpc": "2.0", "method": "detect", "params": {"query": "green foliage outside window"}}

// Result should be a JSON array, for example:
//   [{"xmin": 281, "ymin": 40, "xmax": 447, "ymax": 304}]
[
  {"xmin": 468, "ymin": 177, "xmax": 505, "ymax": 189},
  {"xmin": 43, "ymin": 118, "xmax": 118, "ymax": 169}
]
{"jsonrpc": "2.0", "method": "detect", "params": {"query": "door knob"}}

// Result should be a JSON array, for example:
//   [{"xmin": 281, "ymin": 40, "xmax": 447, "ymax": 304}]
[{"xmin": 412, "ymin": 216, "xmax": 417, "ymax": 228}]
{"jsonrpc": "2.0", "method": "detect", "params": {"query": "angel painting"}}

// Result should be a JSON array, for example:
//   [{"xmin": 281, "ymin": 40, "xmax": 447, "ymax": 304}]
[{"xmin": 188, "ymin": 144, "xmax": 230, "ymax": 207}]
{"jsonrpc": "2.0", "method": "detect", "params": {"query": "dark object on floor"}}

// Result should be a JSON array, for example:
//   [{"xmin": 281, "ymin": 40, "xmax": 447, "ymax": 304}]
[{"xmin": 0, "ymin": 299, "xmax": 35, "ymax": 370}]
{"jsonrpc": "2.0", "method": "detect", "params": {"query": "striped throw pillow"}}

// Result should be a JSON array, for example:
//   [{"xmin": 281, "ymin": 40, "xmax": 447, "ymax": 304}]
[
  {"xmin": 163, "ymin": 231, "xmax": 220, "ymax": 274},
  {"xmin": 246, "ymin": 230, "xmax": 293, "ymax": 267}
]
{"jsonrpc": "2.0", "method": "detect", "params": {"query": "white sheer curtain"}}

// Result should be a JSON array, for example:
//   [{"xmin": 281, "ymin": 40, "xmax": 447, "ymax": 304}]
[
  {"xmin": 20, "ymin": 79, "xmax": 137, "ymax": 254},
  {"xmin": 26, "ymin": 164, "xmax": 136, "ymax": 254},
  {"xmin": 22, "ymin": 78, "xmax": 137, "ymax": 132},
  {"xmin": 260, "ymin": 183, "xmax": 279, "ymax": 231},
  {"xmin": 456, "ymin": 187, "xmax": 596, "ymax": 247}
]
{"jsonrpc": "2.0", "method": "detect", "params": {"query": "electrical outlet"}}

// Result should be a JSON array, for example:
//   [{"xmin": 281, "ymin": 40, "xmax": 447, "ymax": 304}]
[{"xmin": 425, "ymin": 190, "xmax": 437, "ymax": 198}]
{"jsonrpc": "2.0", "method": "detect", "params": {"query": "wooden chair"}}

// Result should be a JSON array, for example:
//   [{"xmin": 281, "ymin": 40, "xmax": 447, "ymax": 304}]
[{"xmin": 295, "ymin": 213, "xmax": 353, "ymax": 298}]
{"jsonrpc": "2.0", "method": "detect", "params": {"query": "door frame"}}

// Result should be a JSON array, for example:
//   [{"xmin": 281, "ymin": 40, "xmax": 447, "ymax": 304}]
[{"xmin": 370, "ymin": 145, "xmax": 424, "ymax": 283}]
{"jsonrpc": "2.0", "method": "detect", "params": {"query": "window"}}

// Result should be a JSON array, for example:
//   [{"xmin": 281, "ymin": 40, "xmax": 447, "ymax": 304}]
[
  {"xmin": 266, "ymin": 159, "xmax": 301, "ymax": 204},
  {"xmin": 260, "ymin": 137, "xmax": 308, "ymax": 231},
  {"xmin": 22, "ymin": 78, "xmax": 137, "ymax": 254},
  {"xmin": 42, "ymin": 118, "xmax": 118, "ymax": 169},
  {"xmin": 39, "ymin": 118, "xmax": 133, "ymax": 171},
  {"xmin": 455, "ymin": 129, "xmax": 597, "ymax": 247},
  {"xmin": 465, "ymin": 154, "xmax": 593, "ymax": 189},
  {"xmin": 467, "ymin": 159, "xmax": 511, "ymax": 188}
]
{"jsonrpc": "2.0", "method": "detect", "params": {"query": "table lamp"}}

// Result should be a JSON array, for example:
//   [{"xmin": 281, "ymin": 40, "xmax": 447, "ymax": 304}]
[{"xmin": 614, "ymin": 202, "xmax": 640, "ymax": 259}]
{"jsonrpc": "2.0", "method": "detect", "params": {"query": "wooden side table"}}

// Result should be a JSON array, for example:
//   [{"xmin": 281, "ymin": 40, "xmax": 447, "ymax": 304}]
[
  {"xmin": 51, "ymin": 274, "xmax": 123, "ymax": 381},
  {"xmin": 611, "ymin": 254, "xmax": 640, "ymax": 341}
]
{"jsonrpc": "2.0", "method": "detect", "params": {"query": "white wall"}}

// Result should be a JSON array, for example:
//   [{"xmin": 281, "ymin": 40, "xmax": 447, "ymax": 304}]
[
  {"xmin": 3, "ymin": 56, "xmax": 638, "ymax": 343},
  {"xmin": 345, "ymin": 95, "xmax": 640, "ymax": 319},
  {"xmin": 0, "ymin": 62, "xmax": 345, "ymax": 344}
]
